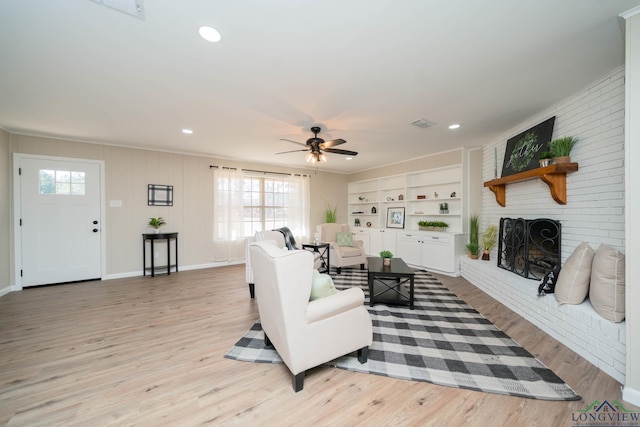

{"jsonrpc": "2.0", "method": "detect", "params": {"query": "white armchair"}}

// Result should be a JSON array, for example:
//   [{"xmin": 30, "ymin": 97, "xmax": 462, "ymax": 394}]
[
  {"xmin": 249, "ymin": 240, "xmax": 372, "ymax": 392},
  {"xmin": 316, "ymin": 223, "xmax": 367, "ymax": 274},
  {"xmin": 245, "ymin": 229, "xmax": 320, "ymax": 298}
]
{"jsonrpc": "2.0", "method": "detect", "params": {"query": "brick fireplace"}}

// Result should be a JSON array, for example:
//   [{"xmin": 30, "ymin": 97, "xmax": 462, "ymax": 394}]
[{"xmin": 497, "ymin": 217, "xmax": 561, "ymax": 280}]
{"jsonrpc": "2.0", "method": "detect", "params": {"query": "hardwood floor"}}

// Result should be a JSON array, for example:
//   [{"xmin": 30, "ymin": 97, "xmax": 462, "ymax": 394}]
[{"xmin": 0, "ymin": 265, "xmax": 636, "ymax": 426}]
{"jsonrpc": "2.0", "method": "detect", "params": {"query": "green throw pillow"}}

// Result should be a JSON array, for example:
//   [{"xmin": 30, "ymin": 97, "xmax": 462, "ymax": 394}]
[
  {"xmin": 336, "ymin": 231, "xmax": 354, "ymax": 247},
  {"xmin": 310, "ymin": 270, "xmax": 337, "ymax": 300}
]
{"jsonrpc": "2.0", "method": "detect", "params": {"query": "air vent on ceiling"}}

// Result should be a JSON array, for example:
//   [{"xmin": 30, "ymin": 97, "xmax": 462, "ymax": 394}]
[
  {"xmin": 91, "ymin": 0, "xmax": 145, "ymax": 20},
  {"xmin": 410, "ymin": 119, "xmax": 435, "ymax": 129}
]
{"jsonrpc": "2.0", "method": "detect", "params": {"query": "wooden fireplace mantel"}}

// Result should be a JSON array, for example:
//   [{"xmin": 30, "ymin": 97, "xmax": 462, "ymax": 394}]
[{"xmin": 483, "ymin": 163, "xmax": 579, "ymax": 207}]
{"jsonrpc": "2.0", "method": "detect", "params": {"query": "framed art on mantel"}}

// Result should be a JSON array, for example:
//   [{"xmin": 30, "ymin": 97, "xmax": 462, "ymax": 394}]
[
  {"xmin": 501, "ymin": 116, "xmax": 555, "ymax": 177},
  {"xmin": 386, "ymin": 207, "xmax": 405, "ymax": 229}
]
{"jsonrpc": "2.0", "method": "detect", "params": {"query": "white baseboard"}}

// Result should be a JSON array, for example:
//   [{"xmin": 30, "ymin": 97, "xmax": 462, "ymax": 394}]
[
  {"xmin": 623, "ymin": 385, "xmax": 640, "ymax": 407},
  {"xmin": 102, "ymin": 260, "xmax": 245, "ymax": 281},
  {"xmin": 0, "ymin": 285, "xmax": 12, "ymax": 297}
]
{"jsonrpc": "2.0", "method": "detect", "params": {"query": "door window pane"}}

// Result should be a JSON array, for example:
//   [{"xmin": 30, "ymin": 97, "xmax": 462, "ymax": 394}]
[{"xmin": 40, "ymin": 170, "xmax": 86, "ymax": 195}]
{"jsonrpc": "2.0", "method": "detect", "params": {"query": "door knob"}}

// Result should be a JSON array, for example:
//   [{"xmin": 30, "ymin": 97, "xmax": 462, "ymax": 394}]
[
  {"xmin": 93, "ymin": 220, "xmax": 98, "ymax": 224},
  {"xmin": 93, "ymin": 228, "xmax": 99, "ymax": 233}
]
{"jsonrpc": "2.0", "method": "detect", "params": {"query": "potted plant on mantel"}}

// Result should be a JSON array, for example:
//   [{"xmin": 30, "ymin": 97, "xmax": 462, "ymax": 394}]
[
  {"xmin": 466, "ymin": 214, "xmax": 480, "ymax": 259},
  {"xmin": 149, "ymin": 217, "xmax": 166, "ymax": 234},
  {"xmin": 481, "ymin": 224, "xmax": 499, "ymax": 261},
  {"xmin": 380, "ymin": 250, "xmax": 393, "ymax": 267},
  {"xmin": 538, "ymin": 151, "xmax": 554, "ymax": 167},
  {"xmin": 549, "ymin": 136, "xmax": 578, "ymax": 164}
]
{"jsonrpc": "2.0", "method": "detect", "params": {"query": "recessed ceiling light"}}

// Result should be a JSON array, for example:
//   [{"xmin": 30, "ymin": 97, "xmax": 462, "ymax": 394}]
[
  {"xmin": 448, "ymin": 124, "xmax": 461, "ymax": 130},
  {"xmin": 345, "ymin": 157, "xmax": 353, "ymax": 160},
  {"xmin": 182, "ymin": 129, "xmax": 193, "ymax": 134},
  {"xmin": 199, "ymin": 26, "xmax": 221, "ymax": 42}
]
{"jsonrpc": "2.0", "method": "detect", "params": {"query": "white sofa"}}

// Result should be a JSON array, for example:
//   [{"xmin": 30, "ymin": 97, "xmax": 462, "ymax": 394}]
[{"xmin": 249, "ymin": 239, "xmax": 372, "ymax": 392}]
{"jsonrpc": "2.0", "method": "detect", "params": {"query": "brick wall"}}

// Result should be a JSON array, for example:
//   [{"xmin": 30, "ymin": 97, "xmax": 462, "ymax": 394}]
[
  {"xmin": 482, "ymin": 66, "xmax": 625, "ymax": 259},
  {"xmin": 467, "ymin": 66, "xmax": 627, "ymax": 382}
]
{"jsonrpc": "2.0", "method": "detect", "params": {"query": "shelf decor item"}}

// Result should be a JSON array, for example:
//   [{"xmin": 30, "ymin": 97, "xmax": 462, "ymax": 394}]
[
  {"xmin": 417, "ymin": 195, "xmax": 426, "ymax": 199},
  {"xmin": 418, "ymin": 221, "xmax": 448, "ymax": 232},
  {"xmin": 386, "ymin": 207, "xmax": 405, "ymax": 229},
  {"xmin": 439, "ymin": 202, "xmax": 449, "ymax": 214}
]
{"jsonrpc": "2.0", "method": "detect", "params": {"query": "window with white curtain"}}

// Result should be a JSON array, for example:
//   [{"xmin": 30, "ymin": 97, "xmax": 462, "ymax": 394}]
[{"xmin": 212, "ymin": 168, "xmax": 310, "ymax": 261}]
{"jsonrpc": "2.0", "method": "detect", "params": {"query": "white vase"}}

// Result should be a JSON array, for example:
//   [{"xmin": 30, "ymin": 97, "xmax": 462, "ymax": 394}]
[{"xmin": 154, "ymin": 228, "xmax": 160, "ymax": 234}]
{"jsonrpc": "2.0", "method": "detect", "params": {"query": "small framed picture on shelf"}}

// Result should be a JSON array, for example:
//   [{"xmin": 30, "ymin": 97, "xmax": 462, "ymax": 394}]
[{"xmin": 386, "ymin": 207, "xmax": 405, "ymax": 229}]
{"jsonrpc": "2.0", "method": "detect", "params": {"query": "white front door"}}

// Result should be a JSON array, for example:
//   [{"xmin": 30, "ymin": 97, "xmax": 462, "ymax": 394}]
[{"xmin": 16, "ymin": 155, "xmax": 103, "ymax": 287}]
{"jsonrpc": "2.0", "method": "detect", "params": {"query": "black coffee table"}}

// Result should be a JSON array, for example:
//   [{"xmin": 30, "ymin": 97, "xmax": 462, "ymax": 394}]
[{"xmin": 367, "ymin": 257, "xmax": 415, "ymax": 309}]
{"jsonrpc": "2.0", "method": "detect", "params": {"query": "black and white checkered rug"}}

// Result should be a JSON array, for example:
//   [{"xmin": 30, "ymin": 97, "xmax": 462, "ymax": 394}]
[{"xmin": 225, "ymin": 268, "xmax": 580, "ymax": 400}]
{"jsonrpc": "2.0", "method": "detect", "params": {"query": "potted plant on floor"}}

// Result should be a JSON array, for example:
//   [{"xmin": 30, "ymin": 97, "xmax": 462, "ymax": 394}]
[
  {"xmin": 380, "ymin": 250, "xmax": 393, "ymax": 267},
  {"xmin": 149, "ymin": 217, "xmax": 166, "ymax": 234},
  {"xmin": 549, "ymin": 136, "xmax": 578, "ymax": 163},
  {"xmin": 325, "ymin": 203, "xmax": 337, "ymax": 223},
  {"xmin": 481, "ymin": 224, "xmax": 498, "ymax": 261},
  {"xmin": 467, "ymin": 214, "xmax": 480, "ymax": 259}
]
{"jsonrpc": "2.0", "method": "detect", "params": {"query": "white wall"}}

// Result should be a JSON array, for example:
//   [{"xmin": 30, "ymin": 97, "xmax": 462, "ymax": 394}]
[
  {"xmin": 0, "ymin": 130, "xmax": 10, "ymax": 295},
  {"xmin": 623, "ymin": 6, "xmax": 640, "ymax": 408},
  {"xmin": 3, "ymin": 133, "xmax": 347, "ymax": 281}
]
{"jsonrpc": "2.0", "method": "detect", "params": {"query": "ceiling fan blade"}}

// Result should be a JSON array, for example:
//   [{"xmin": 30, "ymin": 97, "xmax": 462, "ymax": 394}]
[
  {"xmin": 280, "ymin": 138, "xmax": 308, "ymax": 147},
  {"xmin": 320, "ymin": 138, "xmax": 346, "ymax": 148},
  {"xmin": 323, "ymin": 148, "xmax": 358, "ymax": 156},
  {"xmin": 275, "ymin": 148, "xmax": 310, "ymax": 155}
]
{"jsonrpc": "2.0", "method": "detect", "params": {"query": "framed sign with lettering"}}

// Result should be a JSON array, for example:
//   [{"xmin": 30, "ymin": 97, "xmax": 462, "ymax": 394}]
[{"xmin": 501, "ymin": 116, "xmax": 555, "ymax": 177}]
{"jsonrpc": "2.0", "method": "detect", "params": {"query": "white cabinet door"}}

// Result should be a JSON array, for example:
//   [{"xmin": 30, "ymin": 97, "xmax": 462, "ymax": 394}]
[
  {"xmin": 369, "ymin": 228, "xmax": 397, "ymax": 256},
  {"xmin": 421, "ymin": 235, "xmax": 452, "ymax": 273},
  {"xmin": 351, "ymin": 228, "xmax": 370, "ymax": 254},
  {"xmin": 396, "ymin": 234, "xmax": 421, "ymax": 266}
]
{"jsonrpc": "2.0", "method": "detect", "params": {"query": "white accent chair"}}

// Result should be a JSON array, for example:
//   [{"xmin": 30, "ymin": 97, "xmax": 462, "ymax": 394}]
[
  {"xmin": 249, "ymin": 239, "xmax": 372, "ymax": 392},
  {"xmin": 245, "ymin": 229, "xmax": 320, "ymax": 298},
  {"xmin": 316, "ymin": 223, "xmax": 367, "ymax": 274}
]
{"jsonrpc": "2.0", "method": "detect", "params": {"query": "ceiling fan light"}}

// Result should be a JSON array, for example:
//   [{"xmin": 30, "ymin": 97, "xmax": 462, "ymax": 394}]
[
  {"xmin": 305, "ymin": 152, "xmax": 316, "ymax": 163},
  {"xmin": 319, "ymin": 153, "xmax": 327, "ymax": 162}
]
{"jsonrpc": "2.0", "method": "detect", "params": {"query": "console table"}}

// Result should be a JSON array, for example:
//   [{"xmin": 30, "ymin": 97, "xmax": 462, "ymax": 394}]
[{"xmin": 142, "ymin": 232, "xmax": 179, "ymax": 277}]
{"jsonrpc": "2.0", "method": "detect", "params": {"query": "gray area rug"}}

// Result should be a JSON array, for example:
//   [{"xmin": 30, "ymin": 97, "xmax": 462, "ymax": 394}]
[{"xmin": 225, "ymin": 268, "xmax": 580, "ymax": 400}]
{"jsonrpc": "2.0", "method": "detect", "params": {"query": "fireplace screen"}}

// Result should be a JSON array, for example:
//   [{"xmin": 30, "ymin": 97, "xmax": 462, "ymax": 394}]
[{"xmin": 497, "ymin": 218, "xmax": 561, "ymax": 280}]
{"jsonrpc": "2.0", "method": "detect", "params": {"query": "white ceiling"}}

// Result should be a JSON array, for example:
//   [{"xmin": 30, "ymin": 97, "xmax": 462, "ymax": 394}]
[{"xmin": 1, "ymin": 0, "xmax": 639, "ymax": 174}]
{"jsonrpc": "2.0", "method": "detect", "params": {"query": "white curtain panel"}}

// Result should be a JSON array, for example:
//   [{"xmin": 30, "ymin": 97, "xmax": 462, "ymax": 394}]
[
  {"xmin": 286, "ymin": 174, "xmax": 311, "ymax": 243},
  {"xmin": 212, "ymin": 169, "xmax": 310, "ymax": 262},
  {"xmin": 212, "ymin": 167, "xmax": 246, "ymax": 262}
]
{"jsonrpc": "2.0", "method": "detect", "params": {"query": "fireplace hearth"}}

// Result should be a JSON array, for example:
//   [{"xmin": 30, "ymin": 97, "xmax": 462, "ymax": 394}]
[{"xmin": 497, "ymin": 218, "xmax": 561, "ymax": 280}]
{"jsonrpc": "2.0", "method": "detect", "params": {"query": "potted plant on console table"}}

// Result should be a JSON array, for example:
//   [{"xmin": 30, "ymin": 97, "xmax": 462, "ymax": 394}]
[{"xmin": 149, "ymin": 217, "xmax": 166, "ymax": 234}]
